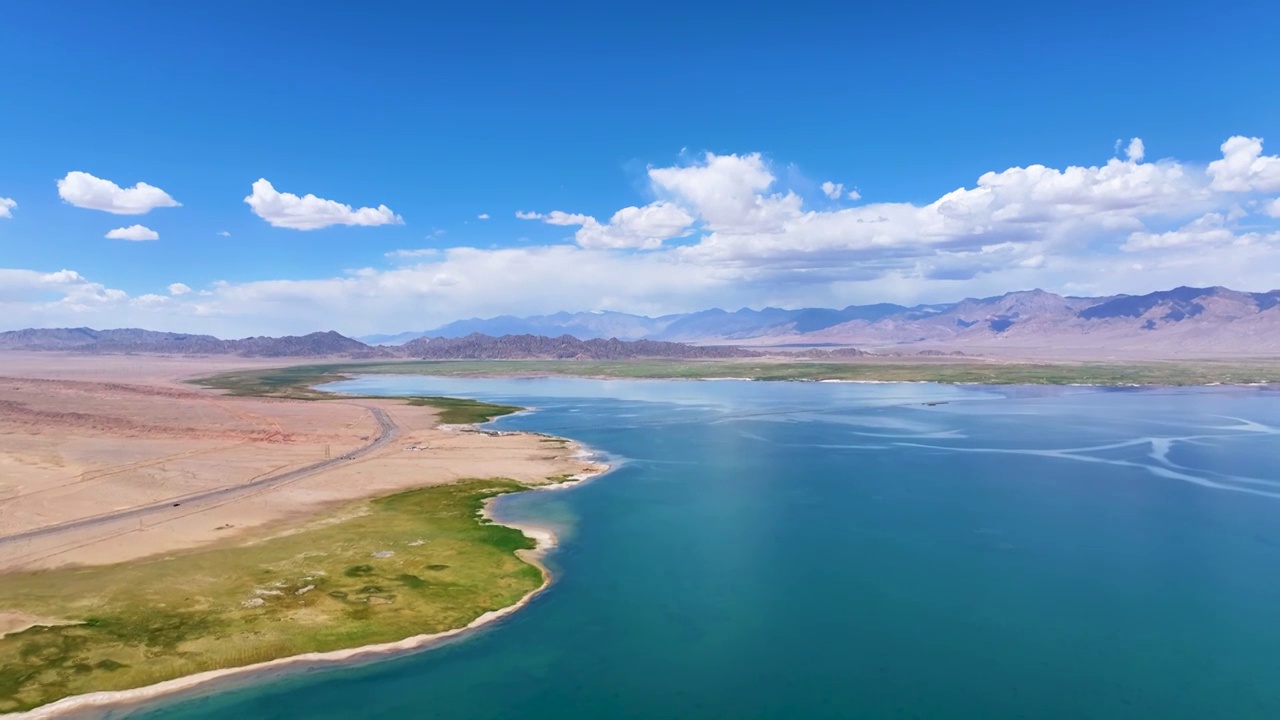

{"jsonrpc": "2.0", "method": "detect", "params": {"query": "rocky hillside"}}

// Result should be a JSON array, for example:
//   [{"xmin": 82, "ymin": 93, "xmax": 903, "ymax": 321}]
[
  {"xmin": 363, "ymin": 286, "xmax": 1280, "ymax": 356},
  {"xmin": 803, "ymin": 287, "xmax": 1280, "ymax": 355},
  {"xmin": 400, "ymin": 333, "xmax": 761, "ymax": 360},
  {"xmin": 7, "ymin": 286, "xmax": 1279, "ymax": 360},
  {"xmin": 0, "ymin": 328, "xmax": 760, "ymax": 360},
  {"xmin": 0, "ymin": 328, "xmax": 393, "ymax": 358}
]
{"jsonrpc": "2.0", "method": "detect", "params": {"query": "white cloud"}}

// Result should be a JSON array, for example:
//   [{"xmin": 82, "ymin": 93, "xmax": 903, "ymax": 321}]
[
  {"xmin": 244, "ymin": 179, "xmax": 403, "ymax": 230},
  {"xmin": 1125, "ymin": 138, "xmax": 1145, "ymax": 163},
  {"xmin": 477, "ymin": 213, "xmax": 490, "ymax": 220},
  {"xmin": 0, "ymin": 197, "xmax": 15, "ymax": 218},
  {"xmin": 821, "ymin": 181, "xmax": 845, "ymax": 199},
  {"xmin": 1123, "ymin": 213, "xmax": 1236, "ymax": 251},
  {"xmin": 579, "ymin": 203, "xmax": 695, "ymax": 249},
  {"xmin": 386, "ymin": 248, "xmax": 440, "ymax": 259},
  {"xmin": 650, "ymin": 152, "xmax": 802, "ymax": 233},
  {"xmin": 672, "ymin": 138, "xmax": 1210, "ymax": 273},
  {"xmin": 846, "ymin": 189, "xmax": 862, "ymax": 201},
  {"xmin": 105, "ymin": 224, "xmax": 159, "ymax": 241},
  {"xmin": 6, "ymin": 135, "xmax": 1280, "ymax": 336},
  {"xmin": 1262, "ymin": 198, "xmax": 1280, "ymax": 218},
  {"xmin": 543, "ymin": 211, "xmax": 590, "ymax": 226},
  {"xmin": 1208, "ymin": 136, "xmax": 1280, "ymax": 193},
  {"xmin": 217, "ymin": 230, "xmax": 231, "ymax": 237},
  {"xmin": 518, "ymin": 203, "xmax": 694, "ymax": 249},
  {"xmin": 135, "ymin": 293, "xmax": 168, "ymax": 306},
  {"xmin": 0, "ymin": 268, "xmax": 128, "ymax": 309},
  {"xmin": 167, "ymin": 283, "xmax": 192, "ymax": 296},
  {"xmin": 56, "ymin": 171, "xmax": 180, "ymax": 215}
]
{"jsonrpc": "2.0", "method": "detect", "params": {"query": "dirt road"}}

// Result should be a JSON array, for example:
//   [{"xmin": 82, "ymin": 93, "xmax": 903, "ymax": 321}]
[{"xmin": 0, "ymin": 405, "xmax": 397, "ymax": 553}]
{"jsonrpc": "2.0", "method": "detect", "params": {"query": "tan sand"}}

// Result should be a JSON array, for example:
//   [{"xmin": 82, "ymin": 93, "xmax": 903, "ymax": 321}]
[
  {"xmin": 0, "ymin": 353, "xmax": 604, "ymax": 572},
  {"xmin": 0, "ymin": 612, "xmax": 75, "ymax": 640}
]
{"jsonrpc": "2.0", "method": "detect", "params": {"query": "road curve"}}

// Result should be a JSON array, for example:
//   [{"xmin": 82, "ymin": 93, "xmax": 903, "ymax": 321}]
[{"xmin": 0, "ymin": 405, "xmax": 398, "ymax": 551}]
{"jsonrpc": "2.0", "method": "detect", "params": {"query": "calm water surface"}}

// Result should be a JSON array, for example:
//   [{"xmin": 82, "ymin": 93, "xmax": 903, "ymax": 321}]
[{"xmin": 127, "ymin": 379, "xmax": 1280, "ymax": 719}]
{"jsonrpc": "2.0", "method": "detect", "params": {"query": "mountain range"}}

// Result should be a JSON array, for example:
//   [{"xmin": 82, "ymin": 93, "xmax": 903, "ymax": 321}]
[
  {"xmin": 2, "ymin": 286, "xmax": 1278, "ymax": 359},
  {"xmin": 0, "ymin": 328, "xmax": 390, "ymax": 358},
  {"xmin": 360, "ymin": 286, "xmax": 1280, "ymax": 357},
  {"xmin": 0, "ymin": 328, "xmax": 767, "ymax": 360}
]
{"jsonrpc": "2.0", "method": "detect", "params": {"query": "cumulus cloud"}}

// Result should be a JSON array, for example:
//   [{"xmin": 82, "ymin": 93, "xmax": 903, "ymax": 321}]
[
  {"xmin": 217, "ymin": 230, "xmax": 231, "ymax": 237},
  {"xmin": 1208, "ymin": 136, "xmax": 1280, "ymax": 193},
  {"xmin": 0, "ymin": 268, "xmax": 127, "ymax": 309},
  {"xmin": 477, "ymin": 213, "xmax": 490, "ymax": 220},
  {"xmin": 821, "ymin": 181, "xmax": 845, "ymax": 199},
  {"xmin": 167, "ymin": 283, "xmax": 192, "ymax": 296},
  {"xmin": 6, "ymin": 135, "xmax": 1280, "ymax": 336},
  {"xmin": 666, "ymin": 138, "xmax": 1217, "ymax": 274},
  {"xmin": 650, "ymin": 152, "xmax": 802, "ymax": 233},
  {"xmin": 1125, "ymin": 138, "xmax": 1145, "ymax": 163},
  {"xmin": 386, "ymin": 248, "xmax": 440, "ymax": 259},
  {"xmin": 846, "ymin": 189, "xmax": 862, "ymax": 201},
  {"xmin": 518, "ymin": 203, "xmax": 694, "ymax": 249},
  {"xmin": 542, "ymin": 211, "xmax": 591, "ymax": 226},
  {"xmin": 578, "ymin": 203, "xmax": 695, "ymax": 249},
  {"xmin": 135, "ymin": 293, "xmax": 168, "ymax": 306},
  {"xmin": 1263, "ymin": 198, "xmax": 1280, "ymax": 218},
  {"xmin": 105, "ymin": 224, "xmax": 159, "ymax": 241},
  {"xmin": 57, "ymin": 171, "xmax": 180, "ymax": 215},
  {"xmin": 0, "ymin": 197, "xmax": 15, "ymax": 218},
  {"xmin": 1123, "ymin": 213, "xmax": 1236, "ymax": 251},
  {"xmin": 244, "ymin": 179, "xmax": 403, "ymax": 230}
]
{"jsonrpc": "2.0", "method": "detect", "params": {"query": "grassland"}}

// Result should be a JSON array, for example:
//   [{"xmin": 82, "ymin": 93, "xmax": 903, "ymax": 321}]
[
  {"xmin": 0, "ymin": 479, "xmax": 545, "ymax": 713},
  {"xmin": 192, "ymin": 365, "xmax": 520, "ymax": 423},
  {"xmin": 194, "ymin": 357, "xmax": 1280, "ymax": 397}
]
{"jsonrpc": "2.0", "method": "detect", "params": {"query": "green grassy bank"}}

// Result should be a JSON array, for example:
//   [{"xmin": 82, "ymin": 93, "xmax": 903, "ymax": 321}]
[
  {"xmin": 191, "ymin": 365, "xmax": 519, "ymax": 424},
  {"xmin": 0, "ymin": 480, "xmax": 545, "ymax": 713},
  {"xmin": 194, "ymin": 358, "xmax": 1280, "ymax": 393}
]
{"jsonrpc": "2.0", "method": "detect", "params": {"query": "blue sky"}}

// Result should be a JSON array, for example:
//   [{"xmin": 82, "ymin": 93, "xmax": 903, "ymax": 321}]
[{"xmin": 1, "ymin": 1, "xmax": 1278, "ymax": 335}]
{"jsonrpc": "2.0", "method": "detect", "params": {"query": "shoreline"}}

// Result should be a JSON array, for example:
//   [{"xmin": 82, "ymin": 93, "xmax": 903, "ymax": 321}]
[{"xmin": 4, "ymin": 427, "xmax": 611, "ymax": 720}]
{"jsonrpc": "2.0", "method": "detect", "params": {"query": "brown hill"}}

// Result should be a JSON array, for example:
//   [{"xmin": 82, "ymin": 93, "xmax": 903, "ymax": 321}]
[
  {"xmin": 400, "ymin": 333, "xmax": 762, "ymax": 360},
  {"xmin": 0, "ymin": 328, "xmax": 392, "ymax": 359}
]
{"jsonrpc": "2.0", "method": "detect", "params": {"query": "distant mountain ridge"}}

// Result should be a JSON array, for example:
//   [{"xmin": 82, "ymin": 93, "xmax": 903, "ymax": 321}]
[
  {"xmin": 361, "ymin": 303, "xmax": 944, "ymax": 345},
  {"xmin": 0, "ymin": 328, "xmax": 766, "ymax": 360},
  {"xmin": 0, "ymin": 328, "xmax": 390, "ymax": 358},
  {"xmin": 401, "ymin": 333, "xmax": 761, "ymax": 360},
  {"xmin": 5, "ymin": 286, "xmax": 1279, "ymax": 359},
  {"xmin": 359, "ymin": 286, "xmax": 1280, "ymax": 356}
]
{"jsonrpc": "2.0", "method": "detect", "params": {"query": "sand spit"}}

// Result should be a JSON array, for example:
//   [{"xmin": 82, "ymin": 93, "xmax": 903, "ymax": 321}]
[
  {"xmin": 0, "ymin": 613, "xmax": 76, "ymax": 640},
  {"xmin": 0, "ymin": 354, "xmax": 613, "ymax": 718},
  {"xmin": 4, "ymin": 456, "xmax": 612, "ymax": 720}
]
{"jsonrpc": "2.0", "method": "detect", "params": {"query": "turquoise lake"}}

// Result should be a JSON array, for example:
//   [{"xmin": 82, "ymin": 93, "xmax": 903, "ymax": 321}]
[{"xmin": 125, "ymin": 378, "xmax": 1280, "ymax": 719}]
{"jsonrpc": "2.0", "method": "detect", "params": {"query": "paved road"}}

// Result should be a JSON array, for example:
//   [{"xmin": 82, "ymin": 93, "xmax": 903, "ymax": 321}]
[{"xmin": 0, "ymin": 405, "xmax": 398, "ymax": 551}]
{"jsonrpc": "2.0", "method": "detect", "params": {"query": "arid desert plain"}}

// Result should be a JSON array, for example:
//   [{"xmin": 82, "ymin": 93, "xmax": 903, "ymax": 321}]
[{"xmin": 0, "ymin": 353, "xmax": 603, "ymax": 640}]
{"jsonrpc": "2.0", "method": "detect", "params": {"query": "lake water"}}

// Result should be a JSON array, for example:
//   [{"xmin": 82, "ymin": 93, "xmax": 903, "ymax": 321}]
[{"xmin": 128, "ymin": 378, "xmax": 1280, "ymax": 719}]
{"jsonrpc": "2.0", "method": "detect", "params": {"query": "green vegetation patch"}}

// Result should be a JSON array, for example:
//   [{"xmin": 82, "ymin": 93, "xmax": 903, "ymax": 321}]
[
  {"xmin": 191, "ymin": 364, "xmax": 349, "ymax": 400},
  {"xmin": 0, "ymin": 480, "xmax": 542, "ymax": 714},
  {"xmin": 195, "ymin": 359, "xmax": 1280, "ymax": 393},
  {"xmin": 367, "ymin": 359, "xmax": 1280, "ymax": 385},
  {"xmin": 193, "ymin": 366, "xmax": 519, "ymax": 424},
  {"xmin": 403, "ymin": 396, "xmax": 520, "ymax": 424}
]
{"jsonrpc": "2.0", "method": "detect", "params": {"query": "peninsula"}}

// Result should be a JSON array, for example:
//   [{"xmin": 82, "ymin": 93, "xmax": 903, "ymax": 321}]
[{"xmin": 0, "ymin": 354, "xmax": 604, "ymax": 716}]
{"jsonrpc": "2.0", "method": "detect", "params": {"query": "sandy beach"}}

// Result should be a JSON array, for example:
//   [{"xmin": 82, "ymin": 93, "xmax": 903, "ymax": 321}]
[{"xmin": 0, "ymin": 353, "xmax": 608, "ymax": 717}]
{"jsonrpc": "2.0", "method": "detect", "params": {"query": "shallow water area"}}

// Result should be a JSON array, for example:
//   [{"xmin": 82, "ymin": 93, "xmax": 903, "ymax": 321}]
[{"xmin": 124, "ymin": 378, "xmax": 1280, "ymax": 719}]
